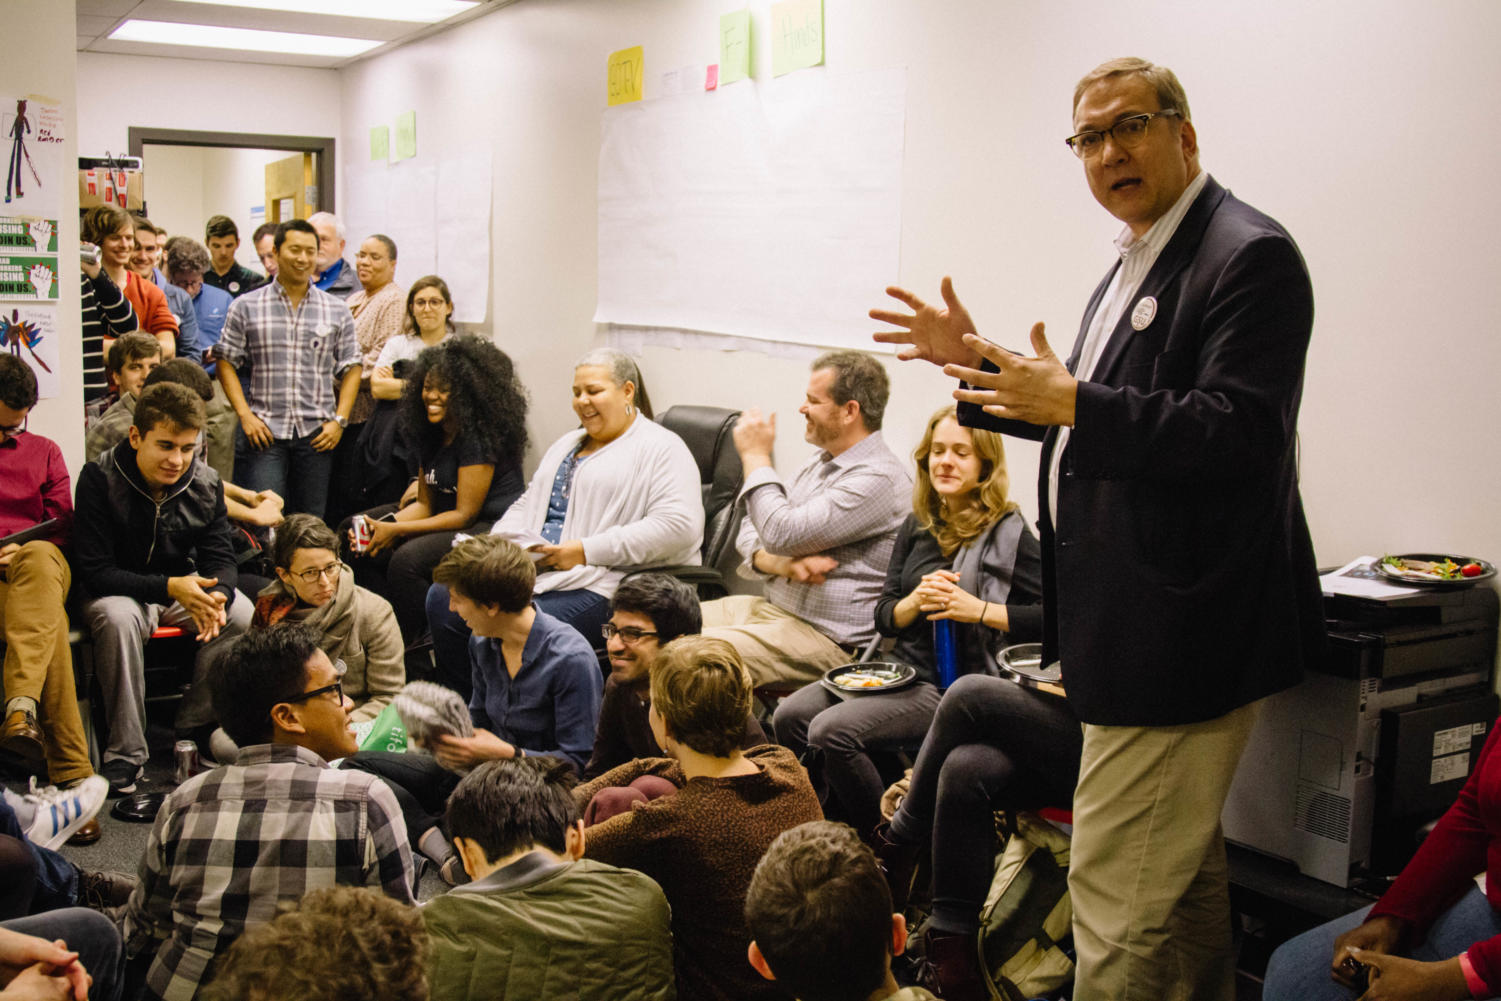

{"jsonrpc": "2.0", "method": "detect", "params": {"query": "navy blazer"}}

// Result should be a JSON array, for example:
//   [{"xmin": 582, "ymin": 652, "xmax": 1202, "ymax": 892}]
[{"xmin": 962, "ymin": 176, "xmax": 1326, "ymax": 726}]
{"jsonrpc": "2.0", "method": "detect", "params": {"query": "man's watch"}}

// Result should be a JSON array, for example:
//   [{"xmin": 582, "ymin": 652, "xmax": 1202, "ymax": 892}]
[{"xmin": 333, "ymin": 415, "xmax": 348, "ymax": 429}]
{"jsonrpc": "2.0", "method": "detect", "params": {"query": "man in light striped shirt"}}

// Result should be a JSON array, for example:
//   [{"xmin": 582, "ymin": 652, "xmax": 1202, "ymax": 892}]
[
  {"xmin": 702, "ymin": 350, "xmax": 909, "ymax": 688},
  {"xmin": 216, "ymin": 219, "xmax": 360, "ymax": 520}
]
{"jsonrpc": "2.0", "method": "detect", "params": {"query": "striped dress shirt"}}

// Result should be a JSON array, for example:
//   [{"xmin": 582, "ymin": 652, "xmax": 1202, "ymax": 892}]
[{"xmin": 216, "ymin": 280, "xmax": 360, "ymax": 440}]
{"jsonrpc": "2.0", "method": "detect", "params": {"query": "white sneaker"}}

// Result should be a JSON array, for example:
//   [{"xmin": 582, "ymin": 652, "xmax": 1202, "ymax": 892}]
[{"xmin": 22, "ymin": 775, "xmax": 109, "ymax": 851}]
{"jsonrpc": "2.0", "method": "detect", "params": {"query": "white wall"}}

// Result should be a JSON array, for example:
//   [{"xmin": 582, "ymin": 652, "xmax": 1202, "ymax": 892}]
[
  {"xmin": 143, "ymin": 145, "xmax": 301, "ymax": 269},
  {"xmin": 5, "ymin": 1, "xmax": 81, "ymax": 471},
  {"xmin": 338, "ymin": 0, "xmax": 1501, "ymax": 583}
]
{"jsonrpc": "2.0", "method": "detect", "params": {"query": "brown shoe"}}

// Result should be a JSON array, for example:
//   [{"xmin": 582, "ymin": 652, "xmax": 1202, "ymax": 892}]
[
  {"xmin": 920, "ymin": 929, "xmax": 1020, "ymax": 1001},
  {"xmin": 0, "ymin": 709, "xmax": 46, "ymax": 776},
  {"xmin": 870, "ymin": 822, "xmax": 923, "ymax": 915},
  {"xmin": 67, "ymin": 818, "xmax": 103, "ymax": 846},
  {"xmin": 75, "ymin": 868, "xmax": 138, "ymax": 912}
]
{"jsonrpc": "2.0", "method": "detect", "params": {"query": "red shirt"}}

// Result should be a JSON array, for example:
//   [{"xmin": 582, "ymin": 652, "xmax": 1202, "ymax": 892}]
[
  {"xmin": 1369, "ymin": 717, "xmax": 1501, "ymax": 993},
  {"xmin": 122, "ymin": 270, "xmax": 178, "ymax": 337},
  {"xmin": 0, "ymin": 430, "xmax": 72, "ymax": 547}
]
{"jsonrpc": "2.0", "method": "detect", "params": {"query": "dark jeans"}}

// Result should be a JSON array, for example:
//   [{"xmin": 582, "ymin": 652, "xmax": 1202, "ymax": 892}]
[
  {"xmin": 342, "ymin": 751, "xmax": 460, "ymax": 839},
  {"xmin": 2, "ymin": 908, "xmax": 124, "ymax": 1001},
  {"xmin": 234, "ymin": 428, "xmax": 335, "ymax": 520},
  {"xmin": 342, "ymin": 507, "xmax": 494, "ymax": 675},
  {"xmin": 425, "ymin": 583, "xmax": 609, "ymax": 696},
  {"xmin": 773, "ymin": 680, "xmax": 942, "ymax": 836},
  {"xmin": 889, "ymin": 673, "xmax": 1081, "ymax": 934},
  {"xmin": 0, "ymin": 797, "xmax": 76, "ymax": 916}
]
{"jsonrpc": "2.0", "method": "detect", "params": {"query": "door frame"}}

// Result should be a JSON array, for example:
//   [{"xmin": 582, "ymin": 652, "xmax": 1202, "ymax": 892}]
[{"xmin": 127, "ymin": 128, "xmax": 336, "ymax": 216}]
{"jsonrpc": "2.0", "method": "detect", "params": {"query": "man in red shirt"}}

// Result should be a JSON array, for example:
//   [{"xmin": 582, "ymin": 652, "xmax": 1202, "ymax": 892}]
[{"xmin": 0, "ymin": 355, "xmax": 94, "ymax": 789}]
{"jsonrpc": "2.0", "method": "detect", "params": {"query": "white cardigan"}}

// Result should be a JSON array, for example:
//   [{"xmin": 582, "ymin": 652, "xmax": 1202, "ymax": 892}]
[{"xmin": 490, "ymin": 414, "xmax": 704, "ymax": 597}]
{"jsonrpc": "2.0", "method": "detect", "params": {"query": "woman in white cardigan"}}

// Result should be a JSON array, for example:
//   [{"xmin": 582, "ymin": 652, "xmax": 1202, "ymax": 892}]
[{"xmin": 424, "ymin": 349, "xmax": 704, "ymax": 693}]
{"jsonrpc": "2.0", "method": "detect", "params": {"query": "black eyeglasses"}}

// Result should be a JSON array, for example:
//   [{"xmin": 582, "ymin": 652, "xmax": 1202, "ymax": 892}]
[
  {"xmin": 290, "ymin": 561, "xmax": 345, "ymax": 585},
  {"xmin": 601, "ymin": 623, "xmax": 659, "ymax": 644},
  {"xmin": 284, "ymin": 659, "xmax": 348, "ymax": 706},
  {"xmin": 1065, "ymin": 110, "xmax": 1181, "ymax": 159}
]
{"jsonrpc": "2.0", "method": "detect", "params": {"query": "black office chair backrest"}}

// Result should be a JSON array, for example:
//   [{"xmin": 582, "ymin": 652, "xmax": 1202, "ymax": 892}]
[{"xmin": 656, "ymin": 405, "xmax": 744, "ymax": 568}]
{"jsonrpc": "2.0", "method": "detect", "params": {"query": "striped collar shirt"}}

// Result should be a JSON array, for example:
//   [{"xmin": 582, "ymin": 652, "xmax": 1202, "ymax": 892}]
[
  {"xmin": 215, "ymin": 280, "xmax": 360, "ymax": 440},
  {"xmin": 122, "ymin": 743, "xmax": 415, "ymax": 1001},
  {"xmin": 1048, "ymin": 170, "xmax": 1209, "ymax": 525},
  {"xmin": 736, "ymin": 431, "xmax": 911, "ymax": 647}
]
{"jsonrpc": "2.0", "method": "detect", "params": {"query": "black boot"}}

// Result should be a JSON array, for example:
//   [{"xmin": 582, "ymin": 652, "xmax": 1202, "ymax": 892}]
[
  {"xmin": 870, "ymin": 821, "xmax": 923, "ymax": 915},
  {"xmin": 921, "ymin": 929, "xmax": 1022, "ymax": 1001}
]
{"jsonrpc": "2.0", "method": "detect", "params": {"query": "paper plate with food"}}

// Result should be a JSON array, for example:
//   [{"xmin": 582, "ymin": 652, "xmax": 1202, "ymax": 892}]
[
  {"xmin": 821, "ymin": 661, "xmax": 917, "ymax": 696},
  {"xmin": 1376, "ymin": 554, "xmax": 1495, "ymax": 586}
]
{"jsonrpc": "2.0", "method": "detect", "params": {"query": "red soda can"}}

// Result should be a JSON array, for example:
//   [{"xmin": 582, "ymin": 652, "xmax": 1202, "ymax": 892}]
[{"xmin": 351, "ymin": 514, "xmax": 373, "ymax": 554}]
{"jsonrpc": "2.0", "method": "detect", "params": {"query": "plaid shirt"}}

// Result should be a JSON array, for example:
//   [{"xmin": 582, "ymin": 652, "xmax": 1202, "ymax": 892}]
[
  {"xmin": 736, "ymin": 431, "xmax": 910, "ymax": 647},
  {"xmin": 216, "ymin": 280, "xmax": 360, "ymax": 440},
  {"xmin": 122, "ymin": 744, "xmax": 415, "ymax": 1001}
]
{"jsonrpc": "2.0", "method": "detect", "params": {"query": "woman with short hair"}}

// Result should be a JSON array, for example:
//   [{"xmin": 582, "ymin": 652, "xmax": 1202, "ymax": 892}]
[{"xmin": 81, "ymin": 204, "xmax": 176, "ymax": 360}]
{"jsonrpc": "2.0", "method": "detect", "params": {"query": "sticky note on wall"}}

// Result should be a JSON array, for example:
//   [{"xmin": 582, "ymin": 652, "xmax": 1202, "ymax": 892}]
[
  {"xmin": 370, "ymin": 126, "xmax": 389, "ymax": 161},
  {"xmin": 608, "ymin": 46, "xmax": 644, "ymax": 106},
  {"xmin": 771, "ymin": 0, "xmax": 823, "ymax": 77},
  {"xmin": 394, "ymin": 112, "xmax": 416, "ymax": 161},
  {"xmin": 719, "ymin": 10, "xmax": 750, "ymax": 85}
]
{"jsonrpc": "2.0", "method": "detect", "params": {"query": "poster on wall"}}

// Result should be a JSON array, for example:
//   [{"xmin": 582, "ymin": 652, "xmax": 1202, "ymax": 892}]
[
  {"xmin": 0, "ymin": 217, "xmax": 56, "ymax": 253},
  {"xmin": 0, "ymin": 305, "xmax": 58, "ymax": 398},
  {"xmin": 0, "ymin": 254, "xmax": 57, "ymax": 300},
  {"xmin": 1, "ymin": 96, "xmax": 64, "ymax": 221}
]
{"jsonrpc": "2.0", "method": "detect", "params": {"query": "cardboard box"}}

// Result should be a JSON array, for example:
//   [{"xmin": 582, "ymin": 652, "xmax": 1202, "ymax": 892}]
[{"xmin": 78, "ymin": 168, "xmax": 144, "ymax": 212}]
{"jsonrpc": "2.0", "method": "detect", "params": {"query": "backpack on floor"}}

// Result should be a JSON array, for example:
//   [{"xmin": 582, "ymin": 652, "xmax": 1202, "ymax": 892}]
[{"xmin": 978, "ymin": 811, "xmax": 1074, "ymax": 998}]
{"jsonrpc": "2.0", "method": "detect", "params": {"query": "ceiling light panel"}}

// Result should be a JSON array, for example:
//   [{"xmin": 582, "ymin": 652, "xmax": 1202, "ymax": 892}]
[
  {"xmin": 109, "ymin": 19, "xmax": 381, "ymax": 57},
  {"xmin": 165, "ymin": 0, "xmax": 479, "ymax": 23}
]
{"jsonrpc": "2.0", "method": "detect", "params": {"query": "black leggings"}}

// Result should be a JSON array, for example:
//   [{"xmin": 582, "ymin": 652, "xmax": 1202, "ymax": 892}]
[
  {"xmin": 889, "ymin": 674, "xmax": 1081, "ymax": 934},
  {"xmin": 340, "ymin": 504, "xmax": 492, "ymax": 648}
]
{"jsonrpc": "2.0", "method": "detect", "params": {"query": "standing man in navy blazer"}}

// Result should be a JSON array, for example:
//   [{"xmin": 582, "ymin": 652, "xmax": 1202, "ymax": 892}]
[{"xmin": 874, "ymin": 58, "xmax": 1324, "ymax": 1000}]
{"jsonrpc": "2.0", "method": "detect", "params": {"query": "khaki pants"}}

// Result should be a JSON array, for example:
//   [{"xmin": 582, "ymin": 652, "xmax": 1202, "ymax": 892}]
[
  {"xmin": 203, "ymin": 382, "xmax": 238, "ymax": 483},
  {"xmin": 0, "ymin": 541, "xmax": 91, "ymax": 785},
  {"xmin": 1068, "ymin": 701, "xmax": 1261, "ymax": 1001},
  {"xmin": 700, "ymin": 594, "xmax": 850, "ymax": 687}
]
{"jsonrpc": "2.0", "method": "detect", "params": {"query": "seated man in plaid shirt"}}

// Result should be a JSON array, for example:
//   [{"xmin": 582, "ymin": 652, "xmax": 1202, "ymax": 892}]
[
  {"xmin": 121, "ymin": 623, "xmax": 415, "ymax": 1001},
  {"xmin": 700, "ymin": 351, "xmax": 910, "ymax": 687},
  {"xmin": 215, "ymin": 218, "xmax": 361, "ymax": 521}
]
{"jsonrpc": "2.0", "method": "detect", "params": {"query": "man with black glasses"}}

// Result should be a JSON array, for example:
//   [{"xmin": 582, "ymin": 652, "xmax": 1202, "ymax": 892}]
[
  {"xmin": 874, "ymin": 57, "xmax": 1322, "ymax": 1000},
  {"xmin": 584, "ymin": 573, "xmax": 764, "ymax": 780},
  {"xmin": 121, "ymin": 623, "xmax": 415, "ymax": 1001}
]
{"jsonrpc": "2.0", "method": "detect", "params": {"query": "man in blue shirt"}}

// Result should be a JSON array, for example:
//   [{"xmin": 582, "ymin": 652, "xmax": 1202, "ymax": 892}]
[
  {"xmin": 308, "ymin": 212, "xmax": 360, "ymax": 300},
  {"xmin": 164, "ymin": 238, "xmax": 233, "ymax": 372},
  {"xmin": 344, "ymin": 534, "xmax": 602, "ymax": 884}
]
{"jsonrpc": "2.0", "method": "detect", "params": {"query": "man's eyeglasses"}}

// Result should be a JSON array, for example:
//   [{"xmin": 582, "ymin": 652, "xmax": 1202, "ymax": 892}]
[
  {"xmin": 290, "ymin": 561, "xmax": 345, "ymax": 585},
  {"xmin": 601, "ymin": 623, "xmax": 659, "ymax": 644},
  {"xmin": 284, "ymin": 659, "xmax": 348, "ymax": 706},
  {"xmin": 1065, "ymin": 110, "xmax": 1181, "ymax": 159}
]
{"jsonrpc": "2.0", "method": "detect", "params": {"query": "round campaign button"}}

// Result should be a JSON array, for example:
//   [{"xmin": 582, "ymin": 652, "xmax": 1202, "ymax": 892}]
[
  {"xmin": 229, "ymin": 282, "xmax": 240, "ymax": 293},
  {"xmin": 1130, "ymin": 295, "xmax": 1157, "ymax": 331}
]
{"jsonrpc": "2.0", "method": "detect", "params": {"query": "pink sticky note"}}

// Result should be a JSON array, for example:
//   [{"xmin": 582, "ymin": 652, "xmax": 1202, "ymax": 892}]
[{"xmin": 706, "ymin": 64, "xmax": 719, "ymax": 91}]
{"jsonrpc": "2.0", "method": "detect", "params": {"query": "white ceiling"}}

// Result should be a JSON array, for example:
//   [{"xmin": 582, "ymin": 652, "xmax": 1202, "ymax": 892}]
[{"xmin": 76, "ymin": 0, "xmax": 508, "ymax": 69}]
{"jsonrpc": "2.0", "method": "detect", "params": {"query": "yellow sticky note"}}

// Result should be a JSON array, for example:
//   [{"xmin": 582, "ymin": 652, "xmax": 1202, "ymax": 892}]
[
  {"xmin": 369, "ymin": 125, "xmax": 389, "ymax": 161},
  {"xmin": 771, "ymin": 0, "xmax": 823, "ymax": 77},
  {"xmin": 719, "ymin": 10, "xmax": 750, "ymax": 86},
  {"xmin": 607, "ymin": 46, "xmax": 644, "ymax": 106},
  {"xmin": 393, "ymin": 111, "xmax": 416, "ymax": 161}
]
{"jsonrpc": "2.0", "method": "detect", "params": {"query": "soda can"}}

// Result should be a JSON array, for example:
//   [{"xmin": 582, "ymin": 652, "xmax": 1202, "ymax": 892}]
[
  {"xmin": 350, "ymin": 514, "xmax": 372, "ymax": 554},
  {"xmin": 174, "ymin": 740, "xmax": 200, "ymax": 783}
]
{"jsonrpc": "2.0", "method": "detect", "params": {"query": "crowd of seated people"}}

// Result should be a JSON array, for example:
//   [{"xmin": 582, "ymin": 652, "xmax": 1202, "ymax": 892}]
[{"xmin": 0, "ymin": 170, "xmax": 1445, "ymax": 1001}]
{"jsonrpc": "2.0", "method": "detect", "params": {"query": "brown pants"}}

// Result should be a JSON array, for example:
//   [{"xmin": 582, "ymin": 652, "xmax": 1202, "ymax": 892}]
[{"xmin": 0, "ymin": 541, "xmax": 91, "ymax": 785}]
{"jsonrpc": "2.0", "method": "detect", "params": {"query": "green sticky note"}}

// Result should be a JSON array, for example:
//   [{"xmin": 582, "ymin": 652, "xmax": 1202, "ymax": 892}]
[
  {"xmin": 719, "ymin": 10, "xmax": 751, "ymax": 86},
  {"xmin": 369, "ymin": 125, "xmax": 389, "ymax": 161},
  {"xmin": 394, "ymin": 111, "xmax": 416, "ymax": 161},
  {"xmin": 771, "ymin": 0, "xmax": 823, "ymax": 77}
]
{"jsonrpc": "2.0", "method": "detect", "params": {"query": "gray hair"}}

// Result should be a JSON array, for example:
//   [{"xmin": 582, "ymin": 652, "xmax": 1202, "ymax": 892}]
[
  {"xmin": 165, "ymin": 238, "xmax": 212, "ymax": 276},
  {"xmin": 307, "ymin": 211, "xmax": 347, "ymax": 243},
  {"xmin": 812, "ymin": 350, "xmax": 889, "ymax": 431},
  {"xmin": 574, "ymin": 348, "xmax": 653, "ymax": 420}
]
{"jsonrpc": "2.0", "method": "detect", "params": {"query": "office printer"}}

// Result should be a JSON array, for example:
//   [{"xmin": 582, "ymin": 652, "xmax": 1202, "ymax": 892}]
[{"xmin": 1222, "ymin": 558, "xmax": 1499, "ymax": 887}]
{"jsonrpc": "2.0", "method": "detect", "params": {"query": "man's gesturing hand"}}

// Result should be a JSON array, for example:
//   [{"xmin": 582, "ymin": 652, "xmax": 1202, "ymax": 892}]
[
  {"xmin": 870, "ymin": 277, "xmax": 983, "ymax": 369},
  {"xmin": 732, "ymin": 408, "xmax": 775, "ymax": 474},
  {"xmin": 946, "ymin": 323, "xmax": 1078, "ymax": 428}
]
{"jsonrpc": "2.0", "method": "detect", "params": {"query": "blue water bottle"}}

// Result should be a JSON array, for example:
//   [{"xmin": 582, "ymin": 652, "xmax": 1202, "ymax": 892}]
[{"xmin": 933, "ymin": 619, "xmax": 959, "ymax": 690}]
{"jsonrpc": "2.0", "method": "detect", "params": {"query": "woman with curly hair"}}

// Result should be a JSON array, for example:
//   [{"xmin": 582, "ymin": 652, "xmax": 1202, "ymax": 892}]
[
  {"xmin": 773, "ymin": 404, "xmax": 1046, "ymax": 839},
  {"xmin": 342, "ymin": 334, "xmax": 528, "ymax": 657}
]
